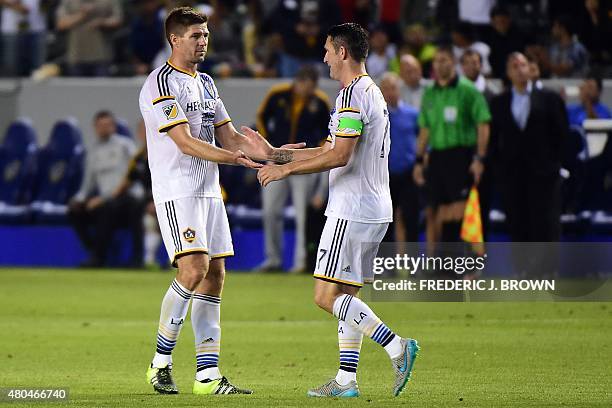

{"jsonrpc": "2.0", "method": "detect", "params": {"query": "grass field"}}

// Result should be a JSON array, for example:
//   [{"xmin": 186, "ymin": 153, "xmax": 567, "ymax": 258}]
[{"xmin": 0, "ymin": 268, "xmax": 611, "ymax": 407}]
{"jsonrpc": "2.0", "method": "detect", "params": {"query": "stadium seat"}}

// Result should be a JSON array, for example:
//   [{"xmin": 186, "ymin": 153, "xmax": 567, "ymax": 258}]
[
  {"xmin": 30, "ymin": 118, "xmax": 85, "ymax": 223},
  {"xmin": 0, "ymin": 118, "xmax": 38, "ymax": 223}
]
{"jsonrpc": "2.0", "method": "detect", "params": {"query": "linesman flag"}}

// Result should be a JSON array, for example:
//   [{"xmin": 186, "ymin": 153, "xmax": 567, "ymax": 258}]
[{"xmin": 461, "ymin": 185, "xmax": 485, "ymax": 255}]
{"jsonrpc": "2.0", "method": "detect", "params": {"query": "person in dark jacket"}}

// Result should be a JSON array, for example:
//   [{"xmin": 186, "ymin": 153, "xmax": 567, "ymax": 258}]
[{"xmin": 490, "ymin": 52, "xmax": 569, "ymax": 242}]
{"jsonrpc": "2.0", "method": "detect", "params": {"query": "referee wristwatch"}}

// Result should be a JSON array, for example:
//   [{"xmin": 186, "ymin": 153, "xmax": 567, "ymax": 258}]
[{"xmin": 472, "ymin": 153, "xmax": 485, "ymax": 162}]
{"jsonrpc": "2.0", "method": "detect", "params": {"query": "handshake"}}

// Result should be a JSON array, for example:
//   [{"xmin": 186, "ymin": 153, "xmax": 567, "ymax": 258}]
[{"xmin": 235, "ymin": 126, "xmax": 307, "ymax": 187}]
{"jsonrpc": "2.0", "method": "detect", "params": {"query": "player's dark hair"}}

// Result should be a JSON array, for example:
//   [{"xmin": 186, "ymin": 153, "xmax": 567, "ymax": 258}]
[
  {"xmin": 295, "ymin": 65, "xmax": 319, "ymax": 83},
  {"xmin": 93, "ymin": 110, "xmax": 114, "ymax": 122},
  {"xmin": 327, "ymin": 23, "xmax": 369, "ymax": 62},
  {"xmin": 165, "ymin": 7, "xmax": 208, "ymax": 47},
  {"xmin": 460, "ymin": 49, "xmax": 482, "ymax": 64}
]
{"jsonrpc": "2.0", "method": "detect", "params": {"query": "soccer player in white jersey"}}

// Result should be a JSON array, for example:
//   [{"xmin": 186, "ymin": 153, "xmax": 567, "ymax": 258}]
[
  {"xmin": 253, "ymin": 23, "xmax": 420, "ymax": 397},
  {"xmin": 139, "ymin": 7, "xmax": 283, "ymax": 395}
]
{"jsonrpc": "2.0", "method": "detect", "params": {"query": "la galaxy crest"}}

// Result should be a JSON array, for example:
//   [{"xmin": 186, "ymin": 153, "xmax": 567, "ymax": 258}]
[{"xmin": 183, "ymin": 227, "xmax": 196, "ymax": 243}]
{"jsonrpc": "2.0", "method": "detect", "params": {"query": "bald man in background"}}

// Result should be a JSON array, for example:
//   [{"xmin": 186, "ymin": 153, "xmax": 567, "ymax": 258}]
[{"xmin": 399, "ymin": 54, "xmax": 426, "ymax": 109}]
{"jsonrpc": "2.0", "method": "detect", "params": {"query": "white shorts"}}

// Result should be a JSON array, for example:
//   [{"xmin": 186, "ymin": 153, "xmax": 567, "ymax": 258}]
[
  {"xmin": 156, "ymin": 197, "xmax": 233, "ymax": 267},
  {"xmin": 313, "ymin": 217, "xmax": 388, "ymax": 287}
]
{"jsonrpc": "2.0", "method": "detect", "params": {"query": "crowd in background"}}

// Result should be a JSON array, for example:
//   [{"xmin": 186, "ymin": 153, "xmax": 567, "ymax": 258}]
[
  {"xmin": 2, "ymin": 0, "xmax": 612, "ymax": 271},
  {"xmin": 0, "ymin": 0, "xmax": 611, "ymax": 79}
]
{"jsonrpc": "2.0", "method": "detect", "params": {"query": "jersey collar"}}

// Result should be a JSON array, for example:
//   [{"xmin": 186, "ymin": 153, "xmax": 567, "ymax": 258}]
[
  {"xmin": 166, "ymin": 60, "xmax": 198, "ymax": 78},
  {"xmin": 343, "ymin": 73, "xmax": 369, "ymax": 89},
  {"xmin": 434, "ymin": 74, "xmax": 459, "ymax": 89}
]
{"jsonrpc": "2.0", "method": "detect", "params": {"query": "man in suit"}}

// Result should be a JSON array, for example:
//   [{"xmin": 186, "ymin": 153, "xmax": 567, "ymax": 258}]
[{"xmin": 489, "ymin": 52, "xmax": 569, "ymax": 242}]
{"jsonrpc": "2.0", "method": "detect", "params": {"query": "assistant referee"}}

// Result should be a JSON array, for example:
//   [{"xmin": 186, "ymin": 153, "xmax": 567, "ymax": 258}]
[{"xmin": 413, "ymin": 46, "xmax": 490, "ymax": 243}]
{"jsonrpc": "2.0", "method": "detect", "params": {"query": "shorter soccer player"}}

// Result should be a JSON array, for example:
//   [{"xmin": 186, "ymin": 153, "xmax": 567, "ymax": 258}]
[{"xmin": 253, "ymin": 23, "xmax": 420, "ymax": 397}]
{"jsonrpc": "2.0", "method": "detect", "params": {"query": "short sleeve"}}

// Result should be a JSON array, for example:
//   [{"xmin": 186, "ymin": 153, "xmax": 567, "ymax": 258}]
[
  {"xmin": 214, "ymin": 98, "xmax": 231, "ymax": 128},
  {"xmin": 151, "ymin": 78, "xmax": 188, "ymax": 133},
  {"xmin": 333, "ymin": 88, "xmax": 367, "ymax": 139},
  {"xmin": 471, "ymin": 89, "xmax": 491, "ymax": 124}
]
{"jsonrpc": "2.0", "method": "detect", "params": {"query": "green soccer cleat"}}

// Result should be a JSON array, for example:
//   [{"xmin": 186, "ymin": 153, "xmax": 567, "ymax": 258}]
[
  {"xmin": 307, "ymin": 379, "xmax": 360, "ymax": 398},
  {"xmin": 146, "ymin": 364, "xmax": 178, "ymax": 394},
  {"xmin": 392, "ymin": 338, "xmax": 420, "ymax": 396},
  {"xmin": 193, "ymin": 376, "xmax": 253, "ymax": 395}
]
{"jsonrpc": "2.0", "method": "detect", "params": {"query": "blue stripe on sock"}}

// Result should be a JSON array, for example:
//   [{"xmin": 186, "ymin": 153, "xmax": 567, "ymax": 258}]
[
  {"xmin": 371, "ymin": 325, "xmax": 384, "ymax": 342},
  {"xmin": 157, "ymin": 335, "xmax": 177, "ymax": 347},
  {"xmin": 157, "ymin": 334, "xmax": 177, "ymax": 345},
  {"xmin": 371, "ymin": 324, "xmax": 392, "ymax": 344}
]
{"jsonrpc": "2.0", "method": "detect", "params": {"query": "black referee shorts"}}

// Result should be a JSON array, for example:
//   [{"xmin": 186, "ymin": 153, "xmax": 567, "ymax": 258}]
[{"xmin": 426, "ymin": 146, "xmax": 474, "ymax": 208}]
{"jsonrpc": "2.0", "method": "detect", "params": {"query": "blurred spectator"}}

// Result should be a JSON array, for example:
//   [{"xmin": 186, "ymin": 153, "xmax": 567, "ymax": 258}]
[
  {"xmin": 399, "ymin": 23, "xmax": 436, "ymax": 76},
  {"xmin": 129, "ymin": 0, "xmax": 164, "ymax": 76},
  {"xmin": 0, "ymin": 0, "xmax": 47, "ymax": 77},
  {"xmin": 206, "ymin": 0, "xmax": 244, "ymax": 77},
  {"xmin": 527, "ymin": 56, "xmax": 544, "ymax": 89},
  {"xmin": 56, "ymin": 0, "xmax": 123, "ymax": 76},
  {"xmin": 458, "ymin": 0, "xmax": 494, "ymax": 39},
  {"xmin": 336, "ymin": 0, "xmax": 376, "ymax": 28},
  {"xmin": 255, "ymin": 66, "xmax": 330, "ymax": 272},
  {"xmin": 460, "ymin": 49, "xmax": 497, "ymax": 101},
  {"xmin": 577, "ymin": 0, "xmax": 612, "ymax": 74},
  {"xmin": 402, "ymin": 0, "xmax": 432, "ymax": 26},
  {"xmin": 413, "ymin": 46, "xmax": 490, "ymax": 245},
  {"xmin": 485, "ymin": 5, "xmax": 526, "ymax": 79},
  {"xmin": 567, "ymin": 76, "xmax": 612, "ymax": 127},
  {"xmin": 545, "ymin": 15, "xmax": 590, "ymax": 78},
  {"xmin": 268, "ymin": 0, "xmax": 340, "ymax": 77},
  {"xmin": 380, "ymin": 72, "xmax": 420, "ymax": 243},
  {"xmin": 435, "ymin": 0, "xmax": 459, "ymax": 34},
  {"xmin": 242, "ymin": 0, "xmax": 277, "ymax": 77},
  {"xmin": 113, "ymin": 119, "xmax": 161, "ymax": 268},
  {"xmin": 398, "ymin": 54, "xmax": 426, "ymax": 109},
  {"xmin": 489, "ymin": 52, "xmax": 568, "ymax": 241},
  {"xmin": 366, "ymin": 25, "xmax": 396, "ymax": 80},
  {"xmin": 379, "ymin": 0, "xmax": 402, "ymax": 44},
  {"xmin": 451, "ymin": 22, "xmax": 491, "ymax": 76},
  {"xmin": 68, "ymin": 111, "xmax": 141, "ymax": 267}
]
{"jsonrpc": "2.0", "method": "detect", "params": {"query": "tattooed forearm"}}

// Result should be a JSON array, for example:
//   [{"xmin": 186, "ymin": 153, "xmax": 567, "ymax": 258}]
[{"xmin": 270, "ymin": 149, "xmax": 294, "ymax": 163}]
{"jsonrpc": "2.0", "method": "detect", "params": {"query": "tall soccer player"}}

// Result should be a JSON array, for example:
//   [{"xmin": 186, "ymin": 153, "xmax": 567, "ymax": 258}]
[
  {"xmin": 253, "ymin": 23, "xmax": 420, "ymax": 397},
  {"xmin": 139, "ymin": 7, "xmax": 278, "ymax": 395}
]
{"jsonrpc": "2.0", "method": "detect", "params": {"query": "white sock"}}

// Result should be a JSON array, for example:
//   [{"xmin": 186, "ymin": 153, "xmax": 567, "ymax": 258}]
[
  {"xmin": 192, "ymin": 293, "xmax": 222, "ymax": 381},
  {"xmin": 335, "ymin": 320, "xmax": 362, "ymax": 385},
  {"xmin": 333, "ymin": 294, "xmax": 403, "ymax": 359},
  {"xmin": 151, "ymin": 279, "xmax": 192, "ymax": 367}
]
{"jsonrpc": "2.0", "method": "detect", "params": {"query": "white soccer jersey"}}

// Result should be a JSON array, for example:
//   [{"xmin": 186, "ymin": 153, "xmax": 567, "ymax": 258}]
[
  {"xmin": 325, "ymin": 74, "xmax": 393, "ymax": 223},
  {"xmin": 139, "ymin": 61, "xmax": 231, "ymax": 203}
]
